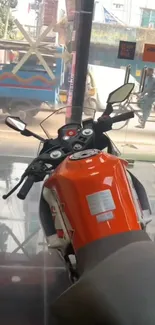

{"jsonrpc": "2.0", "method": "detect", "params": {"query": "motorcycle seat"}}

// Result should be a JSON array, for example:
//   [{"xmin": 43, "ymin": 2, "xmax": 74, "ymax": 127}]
[{"xmin": 52, "ymin": 240, "xmax": 155, "ymax": 325}]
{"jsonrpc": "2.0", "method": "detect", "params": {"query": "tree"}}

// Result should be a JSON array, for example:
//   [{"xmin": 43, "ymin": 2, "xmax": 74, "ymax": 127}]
[
  {"xmin": 0, "ymin": 0, "xmax": 18, "ymax": 38},
  {"xmin": 10, "ymin": 0, "xmax": 18, "ymax": 8},
  {"xmin": 0, "ymin": 0, "xmax": 18, "ymax": 8}
]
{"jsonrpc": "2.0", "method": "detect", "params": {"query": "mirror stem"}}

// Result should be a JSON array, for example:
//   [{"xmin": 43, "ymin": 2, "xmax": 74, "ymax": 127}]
[
  {"xmin": 21, "ymin": 130, "xmax": 45, "ymax": 142},
  {"xmin": 100, "ymin": 103, "xmax": 113, "ymax": 119},
  {"xmin": 31, "ymin": 132, "xmax": 45, "ymax": 142}
]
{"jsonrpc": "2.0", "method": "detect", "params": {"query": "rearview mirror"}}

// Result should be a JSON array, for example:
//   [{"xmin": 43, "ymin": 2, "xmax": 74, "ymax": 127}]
[
  {"xmin": 107, "ymin": 83, "xmax": 134, "ymax": 104},
  {"xmin": 5, "ymin": 116, "xmax": 26, "ymax": 132},
  {"xmin": 5, "ymin": 115, "xmax": 46, "ymax": 142}
]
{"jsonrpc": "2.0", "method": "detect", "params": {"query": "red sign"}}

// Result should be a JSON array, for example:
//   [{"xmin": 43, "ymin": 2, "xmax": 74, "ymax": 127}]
[
  {"xmin": 143, "ymin": 43, "xmax": 155, "ymax": 63},
  {"xmin": 65, "ymin": 0, "xmax": 75, "ymax": 21},
  {"xmin": 42, "ymin": 0, "xmax": 58, "ymax": 26}
]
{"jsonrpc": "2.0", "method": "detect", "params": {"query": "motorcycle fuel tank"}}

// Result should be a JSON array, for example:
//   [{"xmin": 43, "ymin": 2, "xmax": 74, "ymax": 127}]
[{"xmin": 44, "ymin": 149, "xmax": 141, "ymax": 251}]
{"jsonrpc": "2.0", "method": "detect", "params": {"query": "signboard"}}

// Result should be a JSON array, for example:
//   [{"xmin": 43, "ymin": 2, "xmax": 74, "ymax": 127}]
[
  {"xmin": 65, "ymin": 0, "xmax": 75, "ymax": 21},
  {"xmin": 118, "ymin": 41, "xmax": 136, "ymax": 60},
  {"xmin": 143, "ymin": 43, "xmax": 155, "ymax": 62},
  {"xmin": 136, "ymin": 70, "xmax": 141, "ymax": 77},
  {"xmin": 43, "ymin": 0, "xmax": 58, "ymax": 26}
]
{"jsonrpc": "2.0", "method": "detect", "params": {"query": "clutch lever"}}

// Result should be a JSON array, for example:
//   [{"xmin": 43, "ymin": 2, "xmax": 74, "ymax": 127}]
[
  {"xmin": 3, "ymin": 177, "xmax": 25, "ymax": 200},
  {"xmin": 2, "ymin": 152, "xmax": 64, "ymax": 200},
  {"xmin": 2, "ymin": 159, "xmax": 51, "ymax": 200}
]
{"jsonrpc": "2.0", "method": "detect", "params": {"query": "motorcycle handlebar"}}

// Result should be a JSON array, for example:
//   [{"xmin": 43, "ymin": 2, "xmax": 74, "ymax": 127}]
[
  {"xmin": 111, "ymin": 111, "xmax": 134, "ymax": 124},
  {"xmin": 96, "ymin": 111, "xmax": 134, "ymax": 133},
  {"xmin": 3, "ymin": 110, "xmax": 135, "ymax": 201},
  {"xmin": 17, "ymin": 175, "xmax": 35, "ymax": 200}
]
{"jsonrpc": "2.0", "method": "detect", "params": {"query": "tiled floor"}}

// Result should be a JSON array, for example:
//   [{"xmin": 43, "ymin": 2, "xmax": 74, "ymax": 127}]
[{"xmin": 0, "ymin": 156, "xmax": 71, "ymax": 325}]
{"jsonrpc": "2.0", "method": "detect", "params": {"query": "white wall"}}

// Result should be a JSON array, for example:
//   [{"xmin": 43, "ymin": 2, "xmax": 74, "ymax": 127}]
[
  {"xmin": 94, "ymin": 0, "xmax": 155, "ymax": 27},
  {"xmin": 14, "ymin": 0, "xmax": 155, "ymax": 28}
]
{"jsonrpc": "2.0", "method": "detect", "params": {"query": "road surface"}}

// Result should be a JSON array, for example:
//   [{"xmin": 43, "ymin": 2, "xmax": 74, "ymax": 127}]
[{"xmin": 0, "ymin": 109, "xmax": 155, "ymax": 160}]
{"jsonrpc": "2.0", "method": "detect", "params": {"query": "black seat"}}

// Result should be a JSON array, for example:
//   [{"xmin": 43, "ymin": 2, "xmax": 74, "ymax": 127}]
[{"xmin": 52, "ymin": 240, "xmax": 155, "ymax": 325}]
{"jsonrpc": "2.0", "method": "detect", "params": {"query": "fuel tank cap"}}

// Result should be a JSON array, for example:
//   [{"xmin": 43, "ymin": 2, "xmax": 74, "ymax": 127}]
[{"xmin": 69, "ymin": 149, "xmax": 100, "ymax": 160}]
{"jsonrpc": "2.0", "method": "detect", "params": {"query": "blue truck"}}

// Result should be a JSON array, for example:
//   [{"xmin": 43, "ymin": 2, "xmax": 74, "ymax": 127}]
[{"xmin": 0, "ymin": 46, "xmax": 65, "ymax": 119}]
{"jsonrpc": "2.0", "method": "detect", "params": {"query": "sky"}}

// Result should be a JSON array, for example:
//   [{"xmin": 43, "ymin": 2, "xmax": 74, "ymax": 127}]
[
  {"xmin": 14, "ymin": 0, "xmax": 66, "ymax": 26},
  {"xmin": 14, "ymin": 0, "xmax": 36, "ymax": 26},
  {"xmin": 14, "ymin": 0, "xmax": 155, "ymax": 27}
]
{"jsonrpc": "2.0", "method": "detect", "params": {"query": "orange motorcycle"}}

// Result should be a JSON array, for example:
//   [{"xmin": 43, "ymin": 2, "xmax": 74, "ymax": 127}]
[{"xmin": 3, "ymin": 83, "xmax": 154, "ymax": 325}]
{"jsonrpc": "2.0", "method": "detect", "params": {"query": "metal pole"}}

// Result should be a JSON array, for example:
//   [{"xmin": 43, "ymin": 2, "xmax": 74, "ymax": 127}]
[
  {"xmin": 65, "ymin": 0, "xmax": 80, "ymax": 123},
  {"xmin": 70, "ymin": 0, "xmax": 94, "ymax": 124},
  {"xmin": 3, "ymin": 0, "xmax": 10, "ymax": 63},
  {"xmin": 36, "ymin": 2, "xmax": 43, "ymax": 38}
]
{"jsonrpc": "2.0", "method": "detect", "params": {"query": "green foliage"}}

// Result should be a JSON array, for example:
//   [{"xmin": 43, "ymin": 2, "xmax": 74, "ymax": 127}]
[
  {"xmin": 0, "ymin": 0, "xmax": 18, "ymax": 8},
  {"xmin": 0, "ymin": 0, "xmax": 18, "ymax": 38},
  {"xmin": 10, "ymin": 0, "xmax": 18, "ymax": 9}
]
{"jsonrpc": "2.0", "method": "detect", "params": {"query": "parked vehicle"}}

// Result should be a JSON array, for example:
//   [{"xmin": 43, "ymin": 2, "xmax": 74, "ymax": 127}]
[
  {"xmin": 59, "ymin": 67, "xmax": 98, "ymax": 112},
  {"xmin": 0, "ymin": 47, "xmax": 65, "ymax": 120},
  {"xmin": 91, "ymin": 65, "xmax": 139, "ymax": 110},
  {"xmin": 3, "ymin": 83, "xmax": 154, "ymax": 325}
]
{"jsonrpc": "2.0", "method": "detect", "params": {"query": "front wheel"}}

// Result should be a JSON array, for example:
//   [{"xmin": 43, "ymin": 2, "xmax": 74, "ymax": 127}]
[{"xmin": 8, "ymin": 101, "xmax": 40, "ymax": 122}]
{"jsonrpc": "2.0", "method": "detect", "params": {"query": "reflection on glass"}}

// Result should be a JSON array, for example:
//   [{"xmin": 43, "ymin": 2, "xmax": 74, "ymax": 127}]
[
  {"xmin": 0, "ymin": 3, "xmax": 155, "ymax": 323},
  {"xmin": 7, "ymin": 117, "xmax": 26, "ymax": 131},
  {"xmin": 108, "ymin": 83, "xmax": 134, "ymax": 103}
]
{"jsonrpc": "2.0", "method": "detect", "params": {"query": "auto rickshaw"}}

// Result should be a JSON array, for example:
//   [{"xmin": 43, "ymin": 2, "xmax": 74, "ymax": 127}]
[{"xmin": 59, "ymin": 69, "xmax": 97, "ymax": 113}]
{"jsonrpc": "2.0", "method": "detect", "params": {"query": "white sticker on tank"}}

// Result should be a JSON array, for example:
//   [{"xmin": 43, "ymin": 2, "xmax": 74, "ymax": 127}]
[
  {"xmin": 86, "ymin": 190, "xmax": 116, "ymax": 216},
  {"xmin": 96, "ymin": 211, "xmax": 114, "ymax": 223}
]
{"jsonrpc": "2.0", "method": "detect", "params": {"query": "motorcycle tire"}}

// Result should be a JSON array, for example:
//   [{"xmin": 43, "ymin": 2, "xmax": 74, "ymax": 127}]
[{"xmin": 9, "ymin": 103, "xmax": 39, "ymax": 122}]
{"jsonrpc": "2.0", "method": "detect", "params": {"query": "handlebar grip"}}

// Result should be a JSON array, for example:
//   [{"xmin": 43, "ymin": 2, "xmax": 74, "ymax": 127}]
[
  {"xmin": 112, "ymin": 111, "xmax": 134, "ymax": 124},
  {"xmin": 17, "ymin": 175, "xmax": 35, "ymax": 200}
]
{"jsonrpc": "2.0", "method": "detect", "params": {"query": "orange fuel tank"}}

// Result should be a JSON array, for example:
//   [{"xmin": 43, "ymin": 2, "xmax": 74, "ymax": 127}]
[{"xmin": 45, "ymin": 149, "xmax": 141, "ymax": 251}]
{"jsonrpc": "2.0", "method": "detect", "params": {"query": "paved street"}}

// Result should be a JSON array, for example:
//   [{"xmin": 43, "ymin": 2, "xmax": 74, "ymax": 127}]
[{"xmin": 0, "ymin": 109, "xmax": 155, "ymax": 159}]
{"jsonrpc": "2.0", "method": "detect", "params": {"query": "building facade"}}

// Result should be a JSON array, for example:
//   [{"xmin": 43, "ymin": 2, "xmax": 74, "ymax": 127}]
[{"xmin": 94, "ymin": 0, "xmax": 155, "ymax": 27}]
